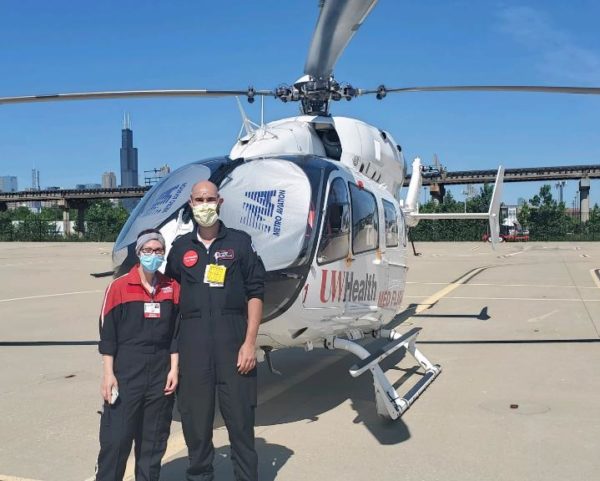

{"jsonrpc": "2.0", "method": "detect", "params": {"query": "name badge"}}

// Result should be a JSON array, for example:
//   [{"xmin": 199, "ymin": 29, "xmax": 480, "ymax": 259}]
[
  {"xmin": 144, "ymin": 302, "xmax": 161, "ymax": 318},
  {"xmin": 204, "ymin": 264, "xmax": 227, "ymax": 287}
]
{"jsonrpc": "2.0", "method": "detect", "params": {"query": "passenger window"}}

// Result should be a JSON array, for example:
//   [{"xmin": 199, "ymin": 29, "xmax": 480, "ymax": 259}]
[
  {"xmin": 317, "ymin": 178, "xmax": 351, "ymax": 264},
  {"xmin": 382, "ymin": 199, "xmax": 399, "ymax": 248},
  {"xmin": 349, "ymin": 183, "xmax": 379, "ymax": 254}
]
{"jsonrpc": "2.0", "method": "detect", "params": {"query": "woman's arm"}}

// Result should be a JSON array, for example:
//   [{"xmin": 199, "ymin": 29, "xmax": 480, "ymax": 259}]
[
  {"xmin": 164, "ymin": 353, "xmax": 179, "ymax": 395},
  {"xmin": 100, "ymin": 354, "xmax": 118, "ymax": 403}
]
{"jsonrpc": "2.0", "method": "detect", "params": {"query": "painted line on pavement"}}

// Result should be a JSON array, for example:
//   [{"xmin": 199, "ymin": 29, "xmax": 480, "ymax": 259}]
[
  {"xmin": 419, "ymin": 338, "xmax": 600, "ymax": 345},
  {"xmin": 407, "ymin": 281, "xmax": 599, "ymax": 290},
  {"xmin": 504, "ymin": 250, "xmax": 525, "ymax": 257},
  {"xmin": 407, "ymin": 295, "xmax": 600, "ymax": 303},
  {"xmin": 414, "ymin": 267, "xmax": 487, "ymax": 314},
  {"xmin": 0, "ymin": 476, "xmax": 47, "ymax": 481},
  {"xmin": 0, "ymin": 290, "xmax": 103, "ymax": 304}
]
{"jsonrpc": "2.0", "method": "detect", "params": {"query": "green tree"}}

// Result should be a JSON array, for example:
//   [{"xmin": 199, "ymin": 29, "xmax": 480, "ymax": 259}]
[
  {"xmin": 466, "ymin": 184, "xmax": 493, "ymax": 213},
  {"xmin": 0, "ymin": 210, "xmax": 15, "ymax": 240},
  {"xmin": 11, "ymin": 206, "xmax": 34, "ymax": 221},
  {"xmin": 517, "ymin": 203, "xmax": 531, "ymax": 228},
  {"xmin": 411, "ymin": 187, "xmax": 489, "ymax": 241},
  {"xmin": 525, "ymin": 184, "xmax": 572, "ymax": 240},
  {"xmin": 85, "ymin": 200, "xmax": 129, "ymax": 241},
  {"xmin": 39, "ymin": 206, "xmax": 62, "ymax": 221},
  {"xmin": 584, "ymin": 203, "xmax": 600, "ymax": 238}
]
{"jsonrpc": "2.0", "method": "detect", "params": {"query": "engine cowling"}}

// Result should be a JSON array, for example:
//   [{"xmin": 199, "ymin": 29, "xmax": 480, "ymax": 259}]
[{"xmin": 230, "ymin": 115, "xmax": 406, "ymax": 199}]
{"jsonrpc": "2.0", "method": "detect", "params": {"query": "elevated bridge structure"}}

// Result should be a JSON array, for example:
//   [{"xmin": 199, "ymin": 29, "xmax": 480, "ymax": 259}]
[
  {"xmin": 403, "ymin": 164, "xmax": 600, "ymax": 221},
  {"xmin": 1, "ymin": 164, "xmax": 599, "ymax": 231},
  {"xmin": 405, "ymin": 164, "xmax": 600, "ymax": 186},
  {"xmin": 0, "ymin": 187, "xmax": 149, "ymax": 235}
]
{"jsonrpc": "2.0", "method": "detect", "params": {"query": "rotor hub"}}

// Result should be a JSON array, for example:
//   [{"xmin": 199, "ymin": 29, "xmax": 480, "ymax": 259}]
[{"xmin": 273, "ymin": 76, "xmax": 358, "ymax": 116}]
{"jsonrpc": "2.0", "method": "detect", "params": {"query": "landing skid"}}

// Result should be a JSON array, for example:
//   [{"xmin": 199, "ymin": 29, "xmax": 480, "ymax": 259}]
[{"xmin": 324, "ymin": 328, "xmax": 441, "ymax": 420}]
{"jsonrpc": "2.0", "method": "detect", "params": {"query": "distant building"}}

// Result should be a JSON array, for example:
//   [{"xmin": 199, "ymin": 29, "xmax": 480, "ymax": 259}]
[
  {"xmin": 31, "ymin": 168, "xmax": 40, "ymax": 191},
  {"xmin": 75, "ymin": 183, "xmax": 102, "ymax": 190},
  {"xmin": 22, "ymin": 187, "xmax": 41, "ymax": 213},
  {"xmin": 144, "ymin": 164, "xmax": 171, "ymax": 186},
  {"xmin": 120, "ymin": 113, "xmax": 139, "ymax": 211},
  {"xmin": 102, "ymin": 171, "xmax": 117, "ymax": 189},
  {"xmin": 0, "ymin": 176, "xmax": 18, "ymax": 192},
  {"xmin": 120, "ymin": 114, "xmax": 138, "ymax": 187}
]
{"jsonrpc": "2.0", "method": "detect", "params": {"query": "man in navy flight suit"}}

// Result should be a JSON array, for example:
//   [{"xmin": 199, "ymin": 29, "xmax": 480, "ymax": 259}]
[{"xmin": 166, "ymin": 180, "xmax": 265, "ymax": 481}]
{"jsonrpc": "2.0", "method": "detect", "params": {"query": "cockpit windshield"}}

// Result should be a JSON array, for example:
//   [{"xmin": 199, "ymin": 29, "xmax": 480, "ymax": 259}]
[{"xmin": 114, "ymin": 158, "xmax": 227, "ymax": 253}]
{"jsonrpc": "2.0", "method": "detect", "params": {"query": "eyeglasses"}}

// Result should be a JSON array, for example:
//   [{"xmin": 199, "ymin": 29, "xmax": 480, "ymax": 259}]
[{"xmin": 140, "ymin": 248, "xmax": 165, "ymax": 255}]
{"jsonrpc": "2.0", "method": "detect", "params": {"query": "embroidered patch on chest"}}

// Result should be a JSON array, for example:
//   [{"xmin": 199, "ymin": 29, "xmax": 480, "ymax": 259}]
[{"xmin": 214, "ymin": 249, "xmax": 235, "ymax": 261}]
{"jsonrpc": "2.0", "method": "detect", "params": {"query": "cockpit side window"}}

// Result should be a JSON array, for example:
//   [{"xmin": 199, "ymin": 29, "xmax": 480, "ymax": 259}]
[
  {"xmin": 317, "ymin": 177, "xmax": 350, "ymax": 264},
  {"xmin": 382, "ymin": 198, "xmax": 399, "ymax": 248},
  {"xmin": 349, "ymin": 182, "xmax": 379, "ymax": 254}
]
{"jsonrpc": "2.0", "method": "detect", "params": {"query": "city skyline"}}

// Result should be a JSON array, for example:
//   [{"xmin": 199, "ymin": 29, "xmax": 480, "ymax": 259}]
[{"xmin": 1, "ymin": 168, "xmax": 119, "ymax": 191}]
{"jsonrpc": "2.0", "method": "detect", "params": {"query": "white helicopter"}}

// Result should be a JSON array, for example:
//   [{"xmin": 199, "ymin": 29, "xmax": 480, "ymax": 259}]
[{"xmin": 3, "ymin": 0, "xmax": 599, "ymax": 420}]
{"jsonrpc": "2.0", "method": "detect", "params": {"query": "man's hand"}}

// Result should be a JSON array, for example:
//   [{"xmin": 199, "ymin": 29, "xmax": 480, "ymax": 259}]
[
  {"xmin": 164, "ymin": 367, "xmax": 178, "ymax": 395},
  {"xmin": 101, "ymin": 372, "xmax": 118, "ymax": 403},
  {"xmin": 237, "ymin": 342, "xmax": 257, "ymax": 374}
]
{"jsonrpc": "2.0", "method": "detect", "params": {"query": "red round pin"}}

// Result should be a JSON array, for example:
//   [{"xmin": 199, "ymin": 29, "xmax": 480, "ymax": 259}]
[{"xmin": 182, "ymin": 250, "xmax": 199, "ymax": 267}]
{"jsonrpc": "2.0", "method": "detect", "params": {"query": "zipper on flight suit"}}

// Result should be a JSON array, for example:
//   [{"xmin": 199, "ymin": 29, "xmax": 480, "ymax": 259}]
[{"xmin": 206, "ymin": 245, "xmax": 212, "ymax": 318}]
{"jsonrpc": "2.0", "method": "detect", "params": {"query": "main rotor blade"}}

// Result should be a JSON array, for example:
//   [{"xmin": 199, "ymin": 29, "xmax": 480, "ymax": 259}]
[
  {"xmin": 304, "ymin": 0, "xmax": 378, "ymax": 80},
  {"xmin": 0, "ymin": 89, "xmax": 275, "ymax": 105},
  {"xmin": 360, "ymin": 85, "xmax": 600, "ymax": 96}
]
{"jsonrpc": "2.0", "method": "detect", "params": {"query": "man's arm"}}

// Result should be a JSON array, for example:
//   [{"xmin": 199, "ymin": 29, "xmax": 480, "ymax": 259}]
[
  {"xmin": 238, "ymin": 236, "xmax": 266, "ymax": 374},
  {"xmin": 237, "ymin": 297, "xmax": 262, "ymax": 374},
  {"xmin": 165, "ymin": 243, "xmax": 181, "ymax": 283}
]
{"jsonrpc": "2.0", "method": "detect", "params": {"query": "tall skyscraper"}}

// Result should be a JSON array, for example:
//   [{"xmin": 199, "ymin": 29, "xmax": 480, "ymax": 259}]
[
  {"xmin": 120, "ymin": 113, "xmax": 139, "ymax": 211},
  {"xmin": 31, "ymin": 168, "xmax": 40, "ymax": 190},
  {"xmin": 120, "ymin": 113, "xmax": 138, "ymax": 188},
  {"xmin": 102, "ymin": 171, "xmax": 117, "ymax": 188},
  {"xmin": 0, "ymin": 176, "xmax": 18, "ymax": 192},
  {"xmin": 28, "ymin": 168, "xmax": 42, "ymax": 212}
]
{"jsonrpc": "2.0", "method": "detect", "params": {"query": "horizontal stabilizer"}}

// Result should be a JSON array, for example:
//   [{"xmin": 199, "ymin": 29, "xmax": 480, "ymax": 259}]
[{"xmin": 405, "ymin": 166, "xmax": 504, "ymax": 249}]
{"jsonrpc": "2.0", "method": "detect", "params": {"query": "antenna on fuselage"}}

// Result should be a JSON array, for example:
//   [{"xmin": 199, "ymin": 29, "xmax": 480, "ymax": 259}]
[{"xmin": 235, "ymin": 96, "xmax": 259, "ymax": 139}]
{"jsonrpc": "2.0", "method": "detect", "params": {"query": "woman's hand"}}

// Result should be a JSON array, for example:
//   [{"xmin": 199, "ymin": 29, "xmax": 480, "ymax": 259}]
[
  {"xmin": 164, "ymin": 368, "xmax": 178, "ymax": 396},
  {"xmin": 101, "ymin": 372, "xmax": 118, "ymax": 403}
]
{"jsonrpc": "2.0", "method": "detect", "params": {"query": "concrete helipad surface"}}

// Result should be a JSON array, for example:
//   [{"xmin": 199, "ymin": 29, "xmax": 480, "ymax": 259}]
[{"xmin": 1, "ymin": 241, "xmax": 599, "ymax": 481}]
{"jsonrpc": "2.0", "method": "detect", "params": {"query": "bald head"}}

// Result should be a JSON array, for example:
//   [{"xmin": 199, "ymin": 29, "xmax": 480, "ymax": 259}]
[{"xmin": 189, "ymin": 180, "xmax": 223, "ymax": 207}]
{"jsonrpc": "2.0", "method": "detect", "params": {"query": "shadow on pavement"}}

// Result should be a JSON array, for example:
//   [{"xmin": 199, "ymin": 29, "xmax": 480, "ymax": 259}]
[
  {"xmin": 257, "ymin": 344, "xmax": 412, "ymax": 445},
  {"xmin": 161, "ymin": 437, "xmax": 294, "ymax": 481},
  {"xmin": 171, "ymin": 344, "xmax": 413, "ymax": 448}
]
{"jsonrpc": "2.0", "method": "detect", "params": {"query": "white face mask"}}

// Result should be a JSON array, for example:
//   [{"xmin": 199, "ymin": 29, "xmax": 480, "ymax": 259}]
[{"xmin": 192, "ymin": 202, "xmax": 219, "ymax": 227}]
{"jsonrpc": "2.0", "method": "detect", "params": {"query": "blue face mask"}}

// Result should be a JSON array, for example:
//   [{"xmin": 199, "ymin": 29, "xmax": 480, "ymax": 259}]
[{"xmin": 139, "ymin": 254, "xmax": 165, "ymax": 273}]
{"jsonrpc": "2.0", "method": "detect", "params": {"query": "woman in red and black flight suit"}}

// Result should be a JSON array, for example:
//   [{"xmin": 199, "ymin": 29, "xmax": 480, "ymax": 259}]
[{"xmin": 95, "ymin": 229, "xmax": 180, "ymax": 481}]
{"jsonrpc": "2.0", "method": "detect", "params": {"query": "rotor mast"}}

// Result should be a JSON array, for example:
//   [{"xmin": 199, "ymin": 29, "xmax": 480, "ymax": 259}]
[{"xmin": 285, "ymin": 0, "xmax": 378, "ymax": 116}]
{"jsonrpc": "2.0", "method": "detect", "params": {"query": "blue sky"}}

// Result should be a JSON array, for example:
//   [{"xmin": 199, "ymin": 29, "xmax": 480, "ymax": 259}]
[{"xmin": 1, "ymin": 0, "xmax": 599, "ymax": 205}]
